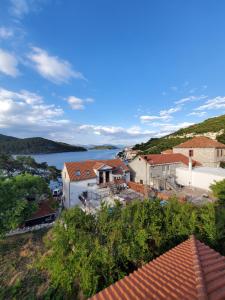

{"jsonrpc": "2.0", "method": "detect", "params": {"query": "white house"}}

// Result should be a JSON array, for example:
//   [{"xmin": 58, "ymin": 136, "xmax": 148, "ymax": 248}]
[{"xmin": 62, "ymin": 159, "xmax": 130, "ymax": 208}]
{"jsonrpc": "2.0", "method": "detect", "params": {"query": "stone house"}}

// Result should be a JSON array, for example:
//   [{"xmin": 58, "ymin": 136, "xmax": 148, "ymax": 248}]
[
  {"xmin": 128, "ymin": 153, "xmax": 200, "ymax": 190},
  {"xmin": 173, "ymin": 136, "xmax": 225, "ymax": 168}
]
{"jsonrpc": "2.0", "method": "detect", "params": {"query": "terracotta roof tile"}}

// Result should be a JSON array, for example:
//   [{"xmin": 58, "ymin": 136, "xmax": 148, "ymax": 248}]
[
  {"xmin": 89, "ymin": 235, "xmax": 225, "ymax": 300},
  {"xmin": 141, "ymin": 153, "xmax": 201, "ymax": 167},
  {"xmin": 65, "ymin": 159, "xmax": 129, "ymax": 182},
  {"xmin": 174, "ymin": 136, "xmax": 225, "ymax": 149}
]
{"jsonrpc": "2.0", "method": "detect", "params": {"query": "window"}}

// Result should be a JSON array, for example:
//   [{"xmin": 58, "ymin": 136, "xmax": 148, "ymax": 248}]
[
  {"xmin": 86, "ymin": 170, "xmax": 90, "ymax": 175},
  {"xmin": 162, "ymin": 166, "xmax": 166, "ymax": 171},
  {"xmin": 75, "ymin": 170, "xmax": 81, "ymax": 176},
  {"xmin": 189, "ymin": 149, "xmax": 194, "ymax": 157},
  {"xmin": 222, "ymin": 150, "xmax": 223, "ymax": 156},
  {"xmin": 140, "ymin": 180, "xmax": 143, "ymax": 184}
]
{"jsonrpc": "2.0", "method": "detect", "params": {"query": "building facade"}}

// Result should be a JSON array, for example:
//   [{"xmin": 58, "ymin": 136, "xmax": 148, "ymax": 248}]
[
  {"xmin": 62, "ymin": 159, "xmax": 130, "ymax": 208},
  {"xmin": 128, "ymin": 153, "xmax": 200, "ymax": 190},
  {"xmin": 173, "ymin": 136, "xmax": 225, "ymax": 168}
]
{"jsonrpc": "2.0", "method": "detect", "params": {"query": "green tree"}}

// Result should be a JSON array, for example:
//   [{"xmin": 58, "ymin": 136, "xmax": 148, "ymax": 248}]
[
  {"xmin": 210, "ymin": 179, "xmax": 225, "ymax": 204},
  {"xmin": 0, "ymin": 174, "xmax": 50, "ymax": 237}
]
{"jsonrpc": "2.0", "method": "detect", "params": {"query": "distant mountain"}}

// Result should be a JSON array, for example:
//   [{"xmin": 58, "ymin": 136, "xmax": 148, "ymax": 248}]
[
  {"xmin": 133, "ymin": 114, "xmax": 225, "ymax": 154},
  {"xmin": 0, "ymin": 134, "xmax": 87, "ymax": 154},
  {"xmin": 89, "ymin": 145, "xmax": 119, "ymax": 150}
]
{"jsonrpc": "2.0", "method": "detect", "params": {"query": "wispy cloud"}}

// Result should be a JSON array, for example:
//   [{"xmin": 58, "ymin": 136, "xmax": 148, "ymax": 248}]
[
  {"xmin": 175, "ymin": 95, "xmax": 207, "ymax": 105},
  {"xmin": 188, "ymin": 111, "xmax": 207, "ymax": 117},
  {"xmin": 0, "ymin": 49, "xmax": 19, "ymax": 77},
  {"xmin": 195, "ymin": 96, "xmax": 225, "ymax": 111},
  {"xmin": 0, "ymin": 27, "xmax": 14, "ymax": 39},
  {"xmin": 9, "ymin": 0, "xmax": 49, "ymax": 19},
  {"xmin": 170, "ymin": 86, "xmax": 178, "ymax": 91},
  {"xmin": 27, "ymin": 46, "xmax": 85, "ymax": 84},
  {"xmin": 77, "ymin": 125, "xmax": 155, "ymax": 140},
  {"xmin": 140, "ymin": 105, "xmax": 181, "ymax": 123},
  {"xmin": 67, "ymin": 96, "xmax": 94, "ymax": 110},
  {"xmin": 10, "ymin": 0, "xmax": 29, "ymax": 18}
]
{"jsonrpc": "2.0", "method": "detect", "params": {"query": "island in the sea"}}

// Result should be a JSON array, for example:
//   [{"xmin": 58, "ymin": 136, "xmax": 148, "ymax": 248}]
[
  {"xmin": 0, "ymin": 133, "xmax": 87, "ymax": 154},
  {"xmin": 89, "ymin": 145, "xmax": 119, "ymax": 150}
]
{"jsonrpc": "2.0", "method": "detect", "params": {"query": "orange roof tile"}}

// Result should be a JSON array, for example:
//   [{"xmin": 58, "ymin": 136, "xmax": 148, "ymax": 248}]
[
  {"xmin": 89, "ymin": 235, "xmax": 225, "ymax": 300},
  {"xmin": 174, "ymin": 136, "xmax": 225, "ymax": 149},
  {"xmin": 65, "ymin": 159, "xmax": 129, "ymax": 182},
  {"xmin": 141, "ymin": 153, "xmax": 201, "ymax": 167}
]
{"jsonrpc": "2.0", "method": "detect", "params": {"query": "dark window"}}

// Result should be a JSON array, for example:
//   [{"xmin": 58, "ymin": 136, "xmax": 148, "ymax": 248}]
[
  {"xmin": 189, "ymin": 150, "xmax": 194, "ymax": 157},
  {"xmin": 75, "ymin": 170, "xmax": 81, "ymax": 176},
  {"xmin": 140, "ymin": 180, "xmax": 143, "ymax": 184},
  {"xmin": 86, "ymin": 170, "xmax": 90, "ymax": 175}
]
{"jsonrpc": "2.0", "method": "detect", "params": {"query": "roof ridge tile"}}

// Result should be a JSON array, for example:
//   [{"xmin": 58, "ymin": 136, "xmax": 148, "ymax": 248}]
[{"xmin": 190, "ymin": 235, "xmax": 208, "ymax": 300}]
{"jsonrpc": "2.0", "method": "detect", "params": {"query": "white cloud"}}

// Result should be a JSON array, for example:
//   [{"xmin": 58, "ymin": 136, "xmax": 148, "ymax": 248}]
[
  {"xmin": 67, "ymin": 96, "xmax": 84, "ymax": 110},
  {"xmin": 9, "ymin": 0, "xmax": 48, "ymax": 19},
  {"xmin": 10, "ymin": 0, "xmax": 29, "ymax": 18},
  {"xmin": 195, "ymin": 96, "xmax": 225, "ymax": 111},
  {"xmin": 0, "ymin": 87, "xmax": 65, "ymax": 134},
  {"xmin": 175, "ymin": 95, "xmax": 207, "ymax": 105},
  {"xmin": 0, "ymin": 27, "xmax": 13, "ymax": 39},
  {"xmin": 0, "ymin": 87, "xmax": 154, "ymax": 144},
  {"xmin": 27, "ymin": 47, "xmax": 84, "ymax": 84},
  {"xmin": 170, "ymin": 86, "xmax": 178, "ymax": 91},
  {"xmin": 140, "ymin": 105, "xmax": 181, "ymax": 123},
  {"xmin": 0, "ymin": 49, "xmax": 19, "ymax": 77},
  {"xmin": 188, "ymin": 111, "xmax": 207, "ymax": 117},
  {"xmin": 77, "ymin": 125, "xmax": 155, "ymax": 140},
  {"xmin": 67, "ymin": 96, "xmax": 94, "ymax": 110}
]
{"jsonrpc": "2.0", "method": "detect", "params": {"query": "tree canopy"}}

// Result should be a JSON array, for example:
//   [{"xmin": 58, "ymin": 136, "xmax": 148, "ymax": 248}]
[
  {"xmin": 211, "ymin": 179, "xmax": 225, "ymax": 204},
  {"xmin": 40, "ymin": 199, "xmax": 225, "ymax": 298},
  {"xmin": 0, "ymin": 174, "xmax": 50, "ymax": 237}
]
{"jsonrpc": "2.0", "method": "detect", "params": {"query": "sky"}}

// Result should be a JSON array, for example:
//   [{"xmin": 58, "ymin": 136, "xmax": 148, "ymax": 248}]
[{"xmin": 0, "ymin": 0, "xmax": 225, "ymax": 145}]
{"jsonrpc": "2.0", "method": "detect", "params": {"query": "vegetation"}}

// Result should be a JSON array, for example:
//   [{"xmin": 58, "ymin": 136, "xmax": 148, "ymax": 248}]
[
  {"xmin": 89, "ymin": 145, "xmax": 118, "ymax": 150},
  {"xmin": 0, "ymin": 154, "xmax": 61, "ymax": 180},
  {"xmin": 133, "ymin": 114, "xmax": 225, "ymax": 153},
  {"xmin": 0, "ymin": 229, "xmax": 70, "ymax": 300},
  {"xmin": 40, "ymin": 199, "xmax": 225, "ymax": 298},
  {"xmin": 0, "ymin": 134, "xmax": 87, "ymax": 154},
  {"xmin": 211, "ymin": 179, "xmax": 225, "ymax": 204},
  {"xmin": 0, "ymin": 174, "xmax": 50, "ymax": 237}
]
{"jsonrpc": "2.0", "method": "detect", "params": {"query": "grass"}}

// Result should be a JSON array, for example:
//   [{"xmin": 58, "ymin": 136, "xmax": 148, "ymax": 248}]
[{"xmin": 0, "ymin": 229, "xmax": 52, "ymax": 300}]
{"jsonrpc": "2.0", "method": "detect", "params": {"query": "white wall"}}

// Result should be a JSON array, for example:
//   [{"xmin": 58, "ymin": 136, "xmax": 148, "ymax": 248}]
[
  {"xmin": 68, "ymin": 178, "xmax": 97, "ymax": 207},
  {"xmin": 176, "ymin": 167, "xmax": 225, "ymax": 191}
]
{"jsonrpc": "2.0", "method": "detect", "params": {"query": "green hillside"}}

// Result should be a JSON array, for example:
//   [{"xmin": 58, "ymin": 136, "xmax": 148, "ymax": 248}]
[
  {"xmin": 133, "ymin": 114, "xmax": 225, "ymax": 154},
  {"xmin": 0, "ymin": 135, "xmax": 87, "ymax": 154}
]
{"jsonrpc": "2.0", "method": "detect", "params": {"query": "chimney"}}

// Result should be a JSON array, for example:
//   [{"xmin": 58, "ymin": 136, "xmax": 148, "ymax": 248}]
[{"xmin": 189, "ymin": 156, "xmax": 192, "ymax": 171}]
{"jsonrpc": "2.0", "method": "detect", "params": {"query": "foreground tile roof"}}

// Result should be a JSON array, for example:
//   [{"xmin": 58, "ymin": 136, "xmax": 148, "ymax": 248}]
[
  {"xmin": 174, "ymin": 136, "xmax": 225, "ymax": 149},
  {"xmin": 64, "ymin": 159, "xmax": 129, "ymax": 182},
  {"xmin": 90, "ymin": 235, "xmax": 225, "ymax": 300},
  {"xmin": 141, "ymin": 153, "xmax": 201, "ymax": 167}
]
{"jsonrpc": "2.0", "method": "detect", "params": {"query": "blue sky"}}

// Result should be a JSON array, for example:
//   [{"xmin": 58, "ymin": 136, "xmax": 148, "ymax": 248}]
[{"xmin": 0, "ymin": 0, "xmax": 225, "ymax": 145}]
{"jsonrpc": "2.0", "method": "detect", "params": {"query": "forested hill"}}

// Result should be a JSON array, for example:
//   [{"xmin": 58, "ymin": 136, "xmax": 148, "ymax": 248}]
[
  {"xmin": 133, "ymin": 114, "xmax": 225, "ymax": 154},
  {"xmin": 0, "ymin": 135, "xmax": 87, "ymax": 154}
]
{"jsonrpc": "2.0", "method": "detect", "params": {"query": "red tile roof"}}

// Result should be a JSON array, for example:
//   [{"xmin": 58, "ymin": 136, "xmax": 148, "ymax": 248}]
[
  {"xmin": 27, "ymin": 200, "xmax": 55, "ymax": 220},
  {"xmin": 141, "ymin": 153, "xmax": 201, "ymax": 167},
  {"xmin": 90, "ymin": 235, "xmax": 225, "ymax": 300},
  {"xmin": 174, "ymin": 136, "xmax": 225, "ymax": 149},
  {"xmin": 65, "ymin": 159, "xmax": 129, "ymax": 182}
]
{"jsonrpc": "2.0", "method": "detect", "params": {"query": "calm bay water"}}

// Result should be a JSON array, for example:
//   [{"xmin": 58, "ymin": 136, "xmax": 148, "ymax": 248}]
[{"xmin": 29, "ymin": 149, "xmax": 121, "ymax": 169}]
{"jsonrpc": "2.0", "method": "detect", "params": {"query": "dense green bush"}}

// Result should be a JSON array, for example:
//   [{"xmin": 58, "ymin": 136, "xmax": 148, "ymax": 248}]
[{"xmin": 40, "ymin": 199, "xmax": 225, "ymax": 297}]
